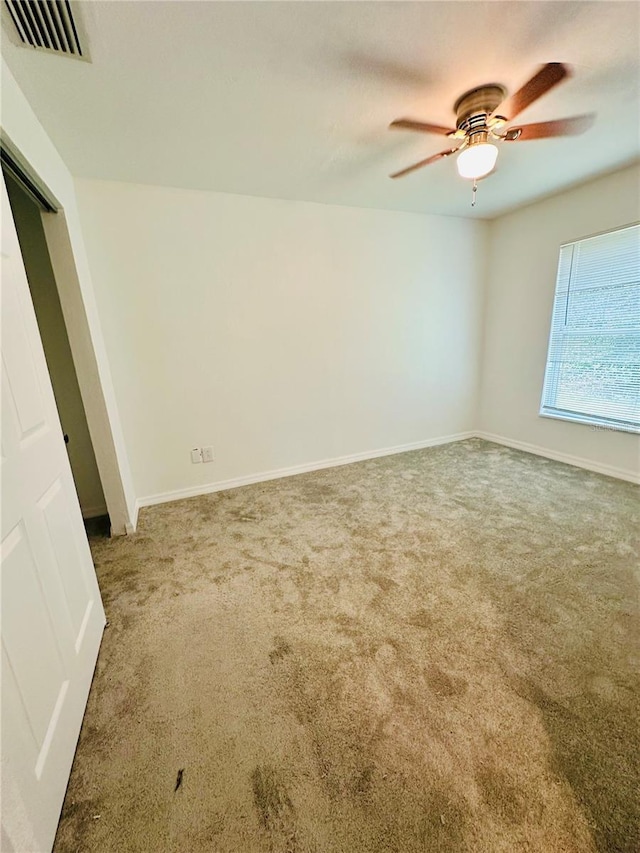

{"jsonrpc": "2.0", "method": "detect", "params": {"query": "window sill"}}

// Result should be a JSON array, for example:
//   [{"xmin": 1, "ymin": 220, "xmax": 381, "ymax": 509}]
[{"xmin": 539, "ymin": 410, "xmax": 640, "ymax": 435}]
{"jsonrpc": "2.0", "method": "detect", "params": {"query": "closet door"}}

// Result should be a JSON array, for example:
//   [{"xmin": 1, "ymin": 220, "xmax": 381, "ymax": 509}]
[{"xmin": 1, "ymin": 173, "xmax": 105, "ymax": 852}]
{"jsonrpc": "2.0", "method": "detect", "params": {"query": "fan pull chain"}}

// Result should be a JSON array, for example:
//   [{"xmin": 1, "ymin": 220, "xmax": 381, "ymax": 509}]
[{"xmin": 471, "ymin": 179, "xmax": 477, "ymax": 207}]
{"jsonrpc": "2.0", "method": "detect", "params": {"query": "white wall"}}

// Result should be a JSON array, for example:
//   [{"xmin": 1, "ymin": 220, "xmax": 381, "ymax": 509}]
[
  {"xmin": 1, "ymin": 62, "xmax": 136, "ymax": 533},
  {"xmin": 479, "ymin": 163, "xmax": 640, "ymax": 480},
  {"xmin": 5, "ymin": 175, "xmax": 106, "ymax": 517},
  {"xmin": 10, "ymin": 45, "xmax": 629, "ymax": 505},
  {"xmin": 74, "ymin": 179, "xmax": 487, "ymax": 502}
]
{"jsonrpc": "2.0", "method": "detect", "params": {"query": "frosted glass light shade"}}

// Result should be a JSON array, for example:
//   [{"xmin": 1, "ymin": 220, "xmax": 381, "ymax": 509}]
[{"xmin": 456, "ymin": 143, "xmax": 498, "ymax": 179}]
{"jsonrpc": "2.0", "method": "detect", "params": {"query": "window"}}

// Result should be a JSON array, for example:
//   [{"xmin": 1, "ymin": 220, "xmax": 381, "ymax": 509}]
[{"xmin": 540, "ymin": 224, "xmax": 640, "ymax": 433}]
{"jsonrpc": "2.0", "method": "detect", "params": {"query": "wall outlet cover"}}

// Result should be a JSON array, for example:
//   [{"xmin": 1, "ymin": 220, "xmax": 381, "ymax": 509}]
[
  {"xmin": 202, "ymin": 446, "xmax": 214, "ymax": 463},
  {"xmin": 191, "ymin": 448, "xmax": 202, "ymax": 464}
]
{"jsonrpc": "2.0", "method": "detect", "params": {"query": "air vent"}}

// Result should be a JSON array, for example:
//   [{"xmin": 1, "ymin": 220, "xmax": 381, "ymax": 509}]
[{"xmin": 4, "ymin": 0, "xmax": 84, "ymax": 57}]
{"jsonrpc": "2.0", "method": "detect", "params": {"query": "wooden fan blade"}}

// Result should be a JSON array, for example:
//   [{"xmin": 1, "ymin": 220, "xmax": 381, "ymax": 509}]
[
  {"xmin": 390, "ymin": 147, "xmax": 459, "ymax": 179},
  {"xmin": 504, "ymin": 114, "xmax": 595, "ymax": 141},
  {"xmin": 390, "ymin": 118, "xmax": 456, "ymax": 136},
  {"xmin": 492, "ymin": 63, "xmax": 570, "ymax": 122}
]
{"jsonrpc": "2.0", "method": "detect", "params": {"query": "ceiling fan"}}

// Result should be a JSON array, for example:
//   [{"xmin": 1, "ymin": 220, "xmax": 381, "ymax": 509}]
[{"xmin": 389, "ymin": 63, "xmax": 594, "ymax": 185}]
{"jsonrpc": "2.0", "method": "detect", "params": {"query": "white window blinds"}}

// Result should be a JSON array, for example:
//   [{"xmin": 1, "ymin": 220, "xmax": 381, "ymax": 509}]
[{"xmin": 540, "ymin": 224, "xmax": 640, "ymax": 433}]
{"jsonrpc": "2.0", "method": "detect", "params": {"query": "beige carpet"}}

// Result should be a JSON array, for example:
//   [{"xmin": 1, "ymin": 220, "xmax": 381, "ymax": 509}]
[{"xmin": 53, "ymin": 439, "xmax": 639, "ymax": 853}]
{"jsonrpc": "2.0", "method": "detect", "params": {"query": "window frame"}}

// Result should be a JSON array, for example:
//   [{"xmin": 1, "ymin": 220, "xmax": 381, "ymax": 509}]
[{"xmin": 539, "ymin": 222, "xmax": 640, "ymax": 435}]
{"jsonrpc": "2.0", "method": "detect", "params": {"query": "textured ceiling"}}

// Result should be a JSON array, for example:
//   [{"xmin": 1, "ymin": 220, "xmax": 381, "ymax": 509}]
[{"xmin": 2, "ymin": 1, "xmax": 639, "ymax": 218}]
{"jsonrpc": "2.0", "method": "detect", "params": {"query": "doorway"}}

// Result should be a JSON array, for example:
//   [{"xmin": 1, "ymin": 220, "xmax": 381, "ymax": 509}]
[{"xmin": 4, "ymin": 170, "xmax": 110, "ymax": 537}]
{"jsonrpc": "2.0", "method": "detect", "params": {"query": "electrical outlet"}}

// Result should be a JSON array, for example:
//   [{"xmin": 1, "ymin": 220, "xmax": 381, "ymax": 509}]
[
  {"xmin": 202, "ymin": 446, "xmax": 214, "ymax": 463},
  {"xmin": 190, "ymin": 447, "xmax": 202, "ymax": 464}
]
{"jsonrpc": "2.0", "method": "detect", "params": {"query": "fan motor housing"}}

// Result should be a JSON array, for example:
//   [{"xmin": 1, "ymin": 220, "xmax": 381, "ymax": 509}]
[{"xmin": 454, "ymin": 84, "xmax": 506, "ymax": 131}]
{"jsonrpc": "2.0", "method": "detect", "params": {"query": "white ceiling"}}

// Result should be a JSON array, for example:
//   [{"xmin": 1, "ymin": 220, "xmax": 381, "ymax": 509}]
[{"xmin": 2, "ymin": 1, "xmax": 639, "ymax": 219}]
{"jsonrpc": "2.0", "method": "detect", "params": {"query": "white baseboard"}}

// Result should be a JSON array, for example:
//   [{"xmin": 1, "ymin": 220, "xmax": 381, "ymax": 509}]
[
  {"xmin": 475, "ymin": 431, "xmax": 640, "ymax": 485},
  {"xmin": 131, "ymin": 428, "xmax": 638, "ymax": 518},
  {"xmin": 136, "ymin": 431, "xmax": 475, "ymax": 510}
]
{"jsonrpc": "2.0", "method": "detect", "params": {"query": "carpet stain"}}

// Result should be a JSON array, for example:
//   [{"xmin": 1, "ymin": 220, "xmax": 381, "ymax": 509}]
[
  {"xmin": 251, "ymin": 765, "xmax": 299, "ymax": 852},
  {"xmin": 269, "ymin": 636, "xmax": 293, "ymax": 664},
  {"xmin": 426, "ymin": 665, "xmax": 468, "ymax": 697},
  {"xmin": 406, "ymin": 608, "xmax": 434, "ymax": 629},
  {"xmin": 369, "ymin": 573, "xmax": 398, "ymax": 592},
  {"xmin": 52, "ymin": 440, "xmax": 639, "ymax": 853},
  {"xmin": 477, "ymin": 765, "xmax": 529, "ymax": 824}
]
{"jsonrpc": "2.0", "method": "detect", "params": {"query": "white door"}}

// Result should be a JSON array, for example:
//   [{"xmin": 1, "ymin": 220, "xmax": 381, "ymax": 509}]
[{"xmin": 1, "ymin": 174, "xmax": 106, "ymax": 852}]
